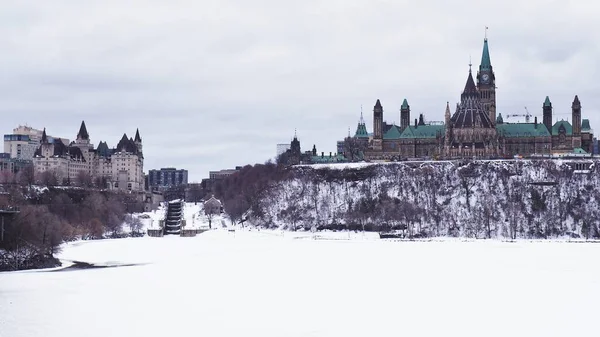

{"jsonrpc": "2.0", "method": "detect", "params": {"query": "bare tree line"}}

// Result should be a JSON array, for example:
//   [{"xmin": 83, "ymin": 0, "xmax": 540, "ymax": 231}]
[
  {"xmin": 213, "ymin": 160, "xmax": 600, "ymax": 239},
  {"xmin": 0, "ymin": 176, "xmax": 145, "ymax": 271}
]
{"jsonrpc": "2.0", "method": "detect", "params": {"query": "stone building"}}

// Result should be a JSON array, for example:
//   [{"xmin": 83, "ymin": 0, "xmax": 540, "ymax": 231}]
[
  {"xmin": 444, "ymin": 66, "xmax": 499, "ymax": 158},
  {"xmin": 32, "ymin": 121, "xmax": 145, "ymax": 191},
  {"xmin": 352, "ymin": 36, "xmax": 593, "ymax": 160},
  {"xmin": 4, "ymin": 125, "xmax": 69, "ymax": 161},
  {"xmin": 204, "ymin": 195, "xmax": 223, "ymax": 215}
]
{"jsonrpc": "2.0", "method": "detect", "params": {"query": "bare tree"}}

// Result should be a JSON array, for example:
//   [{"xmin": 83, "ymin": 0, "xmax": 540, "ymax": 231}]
[
  {"xmin": 279, "ymin": 204, "xmax": 303, "ymax": 231},
  {"xmin": 481, "ymin": 193, "xmax": 498, "ymax": 239},
  {"xmin": 224, "ymin": 195, "xmax": 249, "ymax": 227},
  {"xmin": 459, "ymin": 173, "xmax": 478, "ymax": 212},
  {"xmin": 0, "ymin": 170, "xmax": 15, "ymax": 184},
  {"xmin": 124, "ymin": 214, "xmax": 143, "ymax": 237},
  {"xmin": 39, "ymin": 170, "xmax": 59, "ymax": 187},
  {"xmin": 87, "ymin": 218, "xmax": 104, "ymax": 239},
  {"xmin": 94, "ymin": 176, "xmax": 109, "ymax": 189},
  {"xmin": 16, "ymin": 165, "xmax": 35, "ymax": 187},
  {"xmin": 76, "ymin": 170, "xmax": 93, "ymax": 188},
  {"xmin": 105, "ymin": 197, "xmax": 126, "ymax": 237},
  {"xmin": 205, "ymin": 212, "xmax": 215, "ymax": 229},
  {"xmin": 188, "ymin": 184, "xmax": 204, "ymax": 205},
  {"xmin": 343, "ymin": 137, "xmax": 366, "ymax": 162}
]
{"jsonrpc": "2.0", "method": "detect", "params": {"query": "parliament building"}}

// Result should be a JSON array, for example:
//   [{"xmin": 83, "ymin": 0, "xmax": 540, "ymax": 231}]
[{"xmin": 353, "ymin": 37, "xmax": 594, "ymax": 160}]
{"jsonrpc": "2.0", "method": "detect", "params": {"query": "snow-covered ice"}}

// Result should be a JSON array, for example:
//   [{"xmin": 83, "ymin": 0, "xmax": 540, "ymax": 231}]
[{"xmin": 1, "ymin": 230, "xmax": 599, "ymax": 337}]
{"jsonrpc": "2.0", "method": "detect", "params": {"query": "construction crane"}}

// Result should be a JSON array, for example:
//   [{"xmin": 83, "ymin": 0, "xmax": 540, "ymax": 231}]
[{"xmin": 506, "ymin": 107, "xmax": 532, "ymax": 123}]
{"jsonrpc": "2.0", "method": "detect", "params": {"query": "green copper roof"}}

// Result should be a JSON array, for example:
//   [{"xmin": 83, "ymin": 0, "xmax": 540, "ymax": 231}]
[
  {"xmin": 401, "ymin": 99, "xmax": 409, "ymax": 109},
  {"xmin": 552, "ymin": 120, "xmax": 573, "ymax": 136},
  {"xmin": 573, "ymin": 147, "xmax": 588, "ymax": 154},
  {"xmin": 399, "ymin": 125, "xmax": 445, "ymax": 139},
  {"xmin": 582, "ymin": 119, "xmax": 591, "ymax": 132},
  {"xmin": 543, "ymin": 96, "xmax": 551, "ymax": 107},
  {"xmin": 497, "ymin": 123, "xmax": 550, "ymax": 137},
  {"xmin": 480, "ymin": 38, "xmax": 491, "ymax": 71},
  {"xmin": 496, "ymin": 113, "xmax": 503, "ymax": 124},
  {"xmin": 311, "ymin": 154, "xmax": 346, "ymax": 163},
  {"xmin": 383, "ymin": 125, "xmax": 402, "ymax": 139},
  {"xmin": 354, "ymin": 122, "xmax": 369, "ymax": 138}
]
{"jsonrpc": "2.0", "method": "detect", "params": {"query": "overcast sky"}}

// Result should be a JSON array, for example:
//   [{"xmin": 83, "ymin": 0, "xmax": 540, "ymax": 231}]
[{"xmin": 1, "ymin": 1, "xmax": 598, "ymax": 181}]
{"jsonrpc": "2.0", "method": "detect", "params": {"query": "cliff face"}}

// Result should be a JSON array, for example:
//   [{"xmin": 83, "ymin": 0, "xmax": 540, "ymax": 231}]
[{"xmin": 249, "ymin": 160, "xmax": 600, "ymax": 239}]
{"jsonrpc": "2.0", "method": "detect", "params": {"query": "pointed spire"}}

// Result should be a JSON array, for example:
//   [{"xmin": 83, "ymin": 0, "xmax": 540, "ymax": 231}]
[
  {"xmin": 375, "ymin": 99, "xmax": 382, "ymax": 108},
  {"xmin": 401, "ymin": 99, "xmax": 409, "ymax": 109},
  {"xmin": 480, "ymin": 36, "xmax": 492, "ymax": 71},
  {"xmin": 134, "ymin": 128, "xmax": 142, "ymax": 142},
  {"xmin": 496, "ymin": 113, "xmax": 504, "ymax": 124},
  {"xmin": 543, "ymin": 96, "xmax": 552, "ymax": 107},
  {"xmin": 462, "ymin": 66, "xmax": 478, "ymax": 98},
  {"xmin": 41, "ymin": 128, "xmax": 48, "ymax": 143},
  {"xmin": 445, "ymin": 102, "xmax": 451, "ymax": 116},
  {"xmin": 573, "ymin": 95, "xmax": 580, "ymax": 105},
  {"xmin": 77, "ymin": 121, "xmax": 89, "ymax": 140},
  {"xmin": 359, "ymin": 105, "xmax": 365, "ymax": 124}
]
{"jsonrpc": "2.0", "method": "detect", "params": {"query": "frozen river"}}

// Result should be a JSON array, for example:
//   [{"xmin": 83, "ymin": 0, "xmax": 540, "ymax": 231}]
[{"xmin": 1, "ymin": 230, "xmax": 599, "ymax": 337}]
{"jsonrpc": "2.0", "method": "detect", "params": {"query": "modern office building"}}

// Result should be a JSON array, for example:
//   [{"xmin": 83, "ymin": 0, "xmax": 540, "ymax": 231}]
[{"xmin": 147, "ymin": 167, "xmax": 188, "ymax": 191}]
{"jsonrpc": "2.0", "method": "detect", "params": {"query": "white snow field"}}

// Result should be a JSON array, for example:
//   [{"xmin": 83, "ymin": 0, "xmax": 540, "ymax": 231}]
[{"xmin": 2, "ymin": 230, "xmax": 600, "ymax": 337}]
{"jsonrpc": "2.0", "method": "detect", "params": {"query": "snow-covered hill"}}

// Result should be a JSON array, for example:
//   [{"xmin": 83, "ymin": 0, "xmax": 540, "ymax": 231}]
[
  {"xmin": 128, "ymin": 201, "xmax": 229, "ymax": 233},
  {"xmin": 247, "ymin": 159, "xmax": 600, "ymax": 239}
]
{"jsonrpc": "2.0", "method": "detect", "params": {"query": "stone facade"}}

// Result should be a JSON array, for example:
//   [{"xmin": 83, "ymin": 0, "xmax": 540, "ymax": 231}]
[
  {"xmin": 4, "ymin": 125, "xmax": 69, "ymax": 161},
  {"xmin": 204, "ymin": 196, "xmax": 222, "ymax": 215},
  {"xmin": 352, "ymin": 37, "xmax": 593, "ymax": 161},
  {"xmin": 32, "ymin": 121, "xmax": 145, "ymax": 191}
]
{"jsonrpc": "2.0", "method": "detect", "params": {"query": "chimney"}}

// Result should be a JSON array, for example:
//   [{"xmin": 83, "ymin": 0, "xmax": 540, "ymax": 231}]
[
  {"xmin": 321, "ymin": 152, "xmax": 324, "ymax": 158},
  {"xmin": 414, "ymin": 118, "xmax": 418, "ymax": 128},
  {"xmin": 534, "ymin": 116, "xmax": 538, "ymax": 128},
  {"xmin": 329, "ymin": 152, "xmax": 332, "ymax": 157}
]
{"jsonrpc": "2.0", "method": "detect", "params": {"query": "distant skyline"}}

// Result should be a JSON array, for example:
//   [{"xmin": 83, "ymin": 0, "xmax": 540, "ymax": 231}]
[{"xmin": 1, "ymin": 1, "xmax": 598, "ymax": 181}]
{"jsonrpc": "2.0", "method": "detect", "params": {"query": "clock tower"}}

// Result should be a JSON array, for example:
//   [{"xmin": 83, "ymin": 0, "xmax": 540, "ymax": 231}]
[{"xmin": 477, "ymin": 36, "xmax": 496, "ymax": 123}]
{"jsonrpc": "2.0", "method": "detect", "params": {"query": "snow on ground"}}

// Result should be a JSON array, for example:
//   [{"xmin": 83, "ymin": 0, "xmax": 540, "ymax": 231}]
[
  {"xmin": 130, "ymin": 201, "xmax": 228, "ymax": 231},
  {"xmin": 2, "ymin": 230, "xmax": 600, "ymax": 337}
]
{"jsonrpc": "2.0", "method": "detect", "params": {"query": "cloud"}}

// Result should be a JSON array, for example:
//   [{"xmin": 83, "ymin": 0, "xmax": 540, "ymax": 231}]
[{"xmin": 0, "ymin": 0, "xmax": 598, "ymax": 181}]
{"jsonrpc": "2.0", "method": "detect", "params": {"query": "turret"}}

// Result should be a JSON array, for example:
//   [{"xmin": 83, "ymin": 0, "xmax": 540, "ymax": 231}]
[
  {"xmin": 542, "ymin": 96, "xmax": 552, "ymax": 132},
  {"xmin": 41, "ymin": 128, "xmax": 48, "ymax": 144},
  {"xmin": 373, "ymin": 99, "xmax": 383, "ymax": 140},
  {"xmin": 461, "ymin": 65, "xmax": 478, "ymax": 102},
  {"xmin": 76, "ymin": 121, "xmax": 90, "ymax": 145},
  {"xmin": 496, "ymin": 113, "xmax": 503, "ymax": 125},
  {"xmin": 134, "ymin": 128, "xmax": 143, "ymax": 153},
  {"xmin": 400, "ymin": 99, "xmax": 410, "ymax": 131},
  {"xmin": 572, "ymin": 95, "xmax": 581, "ymax": 136},
  {"xmin": 444, "ymin": 102, "xmax": 452, "ymax": 147}
]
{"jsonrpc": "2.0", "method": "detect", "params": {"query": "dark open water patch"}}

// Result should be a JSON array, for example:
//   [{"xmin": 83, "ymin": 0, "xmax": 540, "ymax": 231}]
[{"xmin": 48, "ymin": 260, "xmax": 149, "ymax": 272}]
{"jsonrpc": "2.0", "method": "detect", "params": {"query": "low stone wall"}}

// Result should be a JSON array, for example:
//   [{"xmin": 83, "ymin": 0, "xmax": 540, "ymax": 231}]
[
  {"xmin": 180, "ymin": 229, "xmax": 208, "ymax": 237},
  {"xmin": 147, "ymin": 229, "xmax": 164, "ymax": 237}
]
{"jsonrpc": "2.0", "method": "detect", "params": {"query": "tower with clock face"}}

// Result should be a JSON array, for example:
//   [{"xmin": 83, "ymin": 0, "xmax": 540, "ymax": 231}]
[{"xmin": 477, "ymin": 37, "xmax": 496, "ymax": 123}]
